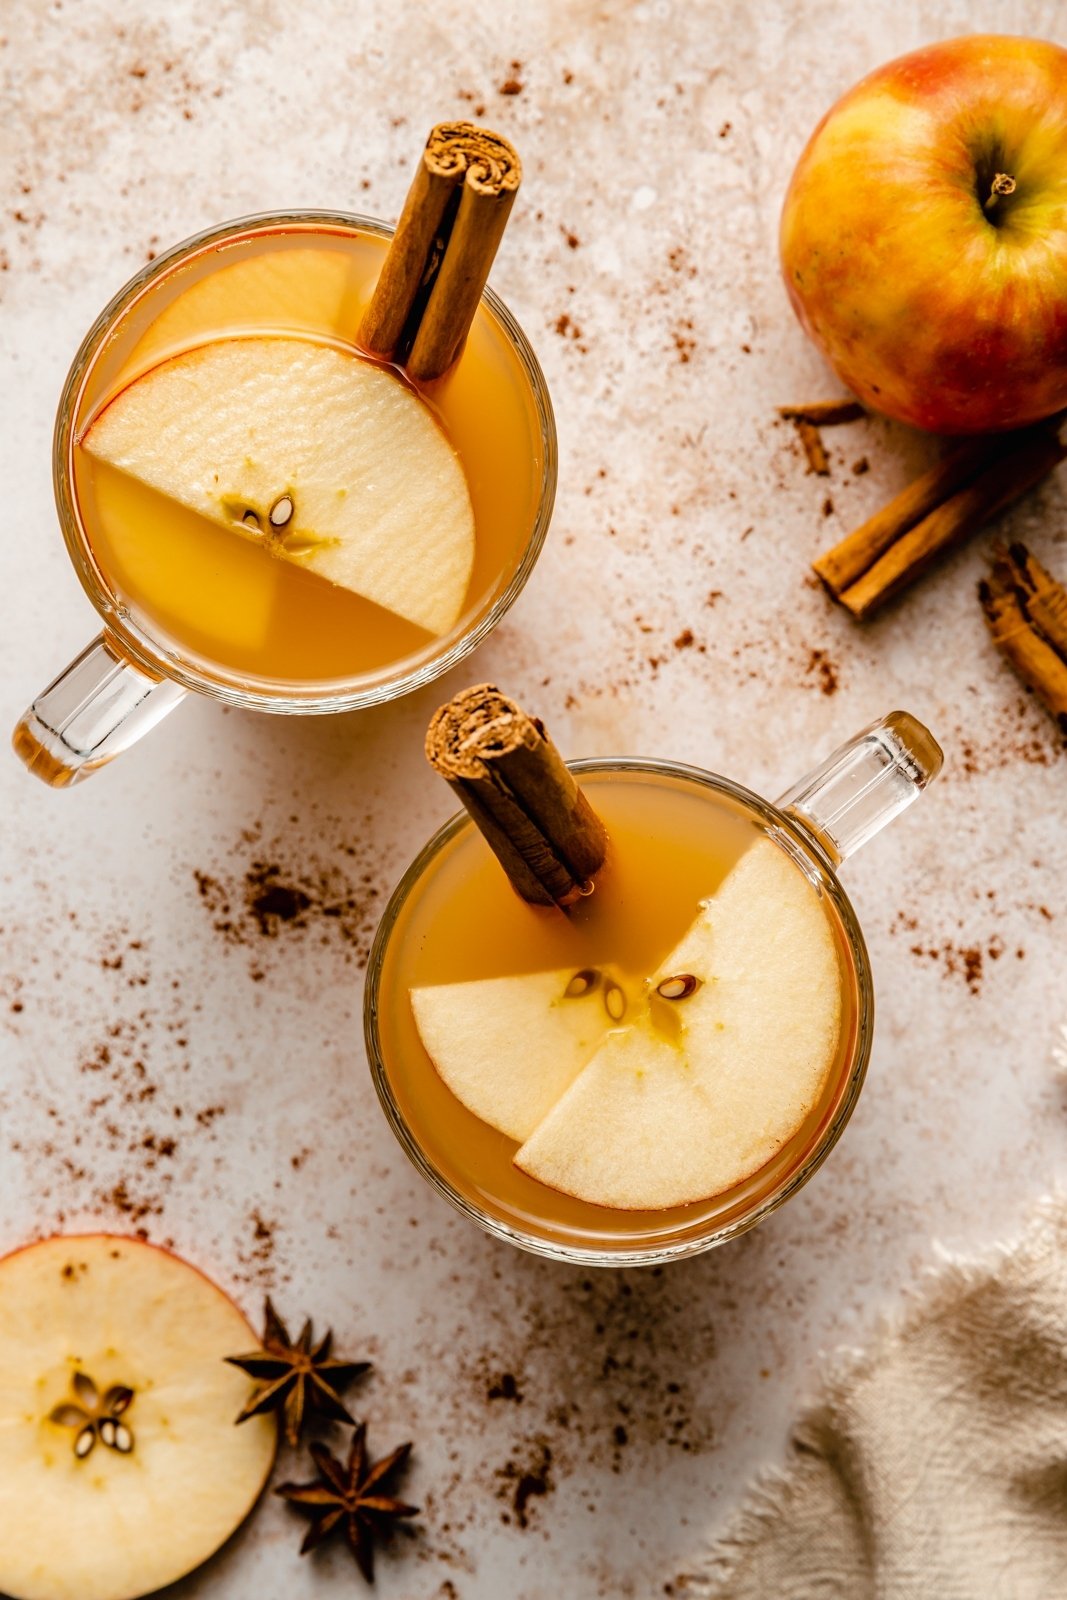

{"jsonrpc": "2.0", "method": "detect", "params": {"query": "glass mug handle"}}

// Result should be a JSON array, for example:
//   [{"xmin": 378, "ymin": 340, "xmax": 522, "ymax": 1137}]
[
  {"xmin": 776, "ymin": 710, "xmax": 943, "ymax": 865},
  {"xmin": 12, "ymin": 634, "xmax": 186, "ymax": 787}
]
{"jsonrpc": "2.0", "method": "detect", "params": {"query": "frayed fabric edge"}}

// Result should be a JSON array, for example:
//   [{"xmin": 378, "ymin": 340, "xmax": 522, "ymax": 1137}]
[
  {"xmin": 675, "ymin": 1190, "xmax": 1067, "ymax": 1598},
  {"xmin": 675, "ymin": 1459, "xmax": 804, "ymax": 1594}
]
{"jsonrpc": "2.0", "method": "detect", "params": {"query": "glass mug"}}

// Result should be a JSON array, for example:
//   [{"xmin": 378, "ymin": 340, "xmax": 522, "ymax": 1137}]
[
  {"xmin": 13, "ymin": 211, "xmax": 556, "ymax": 786},
  {"xmin": 365, "ymin": 712, "xmax": 943, "ymax": 1267}
]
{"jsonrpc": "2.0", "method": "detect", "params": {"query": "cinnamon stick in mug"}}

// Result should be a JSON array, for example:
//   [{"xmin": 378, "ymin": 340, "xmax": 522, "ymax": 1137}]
[
  {"xmin": 425, "ymin": 684, "xmax": 607, "ymax": 908},
  {"xmin": 359, "ymin": 122, "xmax": 521, "ymax": 382}
]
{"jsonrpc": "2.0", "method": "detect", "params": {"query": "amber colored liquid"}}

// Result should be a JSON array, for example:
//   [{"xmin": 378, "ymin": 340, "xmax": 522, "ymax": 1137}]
[
  {"xmin": 69, "ymin": 224, "xmax": 545, "ymax": 692},
  {"xmin": 374, "ymin": 767, "xmax": 862, "ymax": 1255}
]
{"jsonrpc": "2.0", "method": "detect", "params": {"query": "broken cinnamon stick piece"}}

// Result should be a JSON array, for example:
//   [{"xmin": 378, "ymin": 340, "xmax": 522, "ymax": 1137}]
[
  {"xmin": 359, "ymin": 122, "xmax": 521, "ymax": 382},
  {"xmin": 1002, "ymin": 541, "xmax": 1067, "ymax": 660},
  {"xmin": 794, "ymin": 419, "xmax": 830, "ymax": 475},
  {"xmin": 980, "ymin": 569, "xmax": 1067, "ymax": 731},
  {"xmin": 778, "ymin": 400, "xmax": 865, "ymax": 426},
  {"xmin": 821, "ymin": 428, "xmax": 1066, "ymax": 619},
  {"xmin": 426, "ymin": 684, "xmax": 608, "ymax": 909}
]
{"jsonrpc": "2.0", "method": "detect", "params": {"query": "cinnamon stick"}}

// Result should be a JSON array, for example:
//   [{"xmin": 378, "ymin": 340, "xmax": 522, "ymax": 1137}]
[
  {"xmin": 1002, "ymin": 541, "xmax": 1067, "ymax": 660},
  {"xmin": 980, "ymin": 565, "xmax": 1067, "ymax": 730},
  {"xmin": 813, "ymin": 437, "xmax": 995, "ymax": 595},
  {"xmin": 359, "ymin": 122, "xmax": 521, "ymax": 382},
  {"xmin": 425, "ymin": 685, "xmax": 608, "ymax": 909},
  {"xmin": 831, "ymin": 428, "xmax": 1067, "ymax": 619},
  {"xmin": 778, "ymin": 400, "xmax": 865, "ymax": 426}
]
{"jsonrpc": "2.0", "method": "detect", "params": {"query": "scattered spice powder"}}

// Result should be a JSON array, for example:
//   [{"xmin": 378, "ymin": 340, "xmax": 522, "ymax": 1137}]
[
  {"xmin": 246, "ymin": 866, "xmax": 312, "ymax": 935},
  {"xmin": 193, "ymin": 842, "xmax": 381, "ymax": 966},
  {"xmin": 891, "ymin": 912, "xmax": 1016, "ymax": 996},
  {"xmin": 553, "ymin": 311, "xmax": 583, "ymax": 344},
  {"xmin": 805, "ymin": 647, "xmax": 839, "ymax": 696},
  {"xmin": 103, "ymin": 1179, "xmax": 160, "ymax": 1225},
  {"xmin": 943, "ymin": 698, "xmax": 1063, "ymax": 776},
  {"xmin": 487, "ymin": 1372, "xmax": 524, "ymax": 1404},
  {"xmin": 497, "ymin": 1441, "xmax": 553, "ymax": 1529},
  {"xmin": 672, "ymin": 320, "xmax": 696, "ymax": 362}
]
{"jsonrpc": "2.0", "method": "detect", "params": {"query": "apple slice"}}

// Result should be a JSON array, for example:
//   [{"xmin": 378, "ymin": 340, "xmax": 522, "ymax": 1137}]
[
  {"xmin": 82, "ymin": 337, "xmax": 475, "ymax": 637},
  {"xmin": 514, "ymin": 840, "xmax": 843, "ymax": 1210},
  {"xmin": 411, "ymin": 967, "xmax": 616, "ymax": 1142},
  {"xmin": 125, "ymin": 248, "xmax": 354, "ymax": 377},
  {"xmin": 0, "ymin": 1234, "xmax": 276, "ymax": 1600}
]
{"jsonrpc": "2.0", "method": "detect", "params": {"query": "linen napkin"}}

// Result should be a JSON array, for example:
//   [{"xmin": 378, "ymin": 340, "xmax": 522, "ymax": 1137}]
[{"xmin": 685, "ymin": 1198, "xmax": 1067, "ymax": 1600}]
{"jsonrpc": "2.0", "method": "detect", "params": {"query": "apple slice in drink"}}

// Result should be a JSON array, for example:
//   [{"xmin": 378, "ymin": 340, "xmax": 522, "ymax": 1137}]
[
  {"xmin": 411, "ymin": 966, "xmax": 616, "ymax": 1142},
  {"xmin": 514, "ymin": 840, "xmax": 842, "ymax": 1209},
  {"xmin": 82, "ymin": 337, "xmax": 475, "ymax": 638},
  {"xmin": 0, "ymin": 1234, "xmax": 276, "ymax": 1600},
  {"xmin": 124, "ymin": 248, "xmax": 355, "ymax": 377}
]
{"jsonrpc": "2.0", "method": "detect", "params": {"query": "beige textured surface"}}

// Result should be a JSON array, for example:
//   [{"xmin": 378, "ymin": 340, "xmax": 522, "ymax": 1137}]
[{"xmin": 2, "ymin": 2, "xmax": 1067, "ymax": 1597}]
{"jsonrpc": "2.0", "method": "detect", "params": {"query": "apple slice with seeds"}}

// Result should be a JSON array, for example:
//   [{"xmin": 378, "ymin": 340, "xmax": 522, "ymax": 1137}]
[
  {"xmin": 0, "ymin": 1234, "xmax": 276, "ymax": 1600},
  {"xmin": 411, "ymin": 966, "xmax": 619, "ymax": 1142},
  {"xmin": 82, "ymin": 336, "xmax": 475, "ymax": 637},
  {"xmin": 510, "ymin": 840, "xmax": 844, "ymax": 1210}
]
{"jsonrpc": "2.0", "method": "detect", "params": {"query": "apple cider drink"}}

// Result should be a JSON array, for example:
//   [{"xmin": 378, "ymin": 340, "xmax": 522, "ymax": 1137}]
[
  {"xmin": 67, "ymin": 127, "xmax": 537, "ymax": 693},
  {"xmin": 369, "ymin": 690, "xmax": 862, "ymax": 1258}
]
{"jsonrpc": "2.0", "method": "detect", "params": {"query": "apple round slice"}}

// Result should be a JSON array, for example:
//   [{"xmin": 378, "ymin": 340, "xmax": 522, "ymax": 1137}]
[
  {"xmin": 0, "ymin": 1234, "xmax": 276, "ymax": 1600},
  {"xmin": 514, "ymin": 840, "xmax": 843, "ymax": 1210},
  {"xmin": 82, "ymin": 337, "xmax": 475, "ymax": 637},
  {"xmin": 411, "ymin": 967, "xmax": 614, "ymax": 1142}
]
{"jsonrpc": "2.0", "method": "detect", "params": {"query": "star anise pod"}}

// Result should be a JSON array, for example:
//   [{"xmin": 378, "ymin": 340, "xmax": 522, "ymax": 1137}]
[
  {"xmin": 225, "ymin": 1298, "xmax": 370, "ymax": 1448},
  {"xmin": 276, "ymin": 1424, "xmax": 419, "ymax": 1582}
]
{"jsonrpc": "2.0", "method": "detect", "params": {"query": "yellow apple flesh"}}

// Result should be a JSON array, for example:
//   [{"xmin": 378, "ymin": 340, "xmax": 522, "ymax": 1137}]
[
  {"xmin": 0, "ymin": 1235, "xmax": 275, "ymax": 1600},
  {"xmin": 83, "ymin": 338, "xmax": 475, "ymax": 637},
  {"xmin": 781, "ymin": 35, "xmax": 1067, "ymax": 433}
]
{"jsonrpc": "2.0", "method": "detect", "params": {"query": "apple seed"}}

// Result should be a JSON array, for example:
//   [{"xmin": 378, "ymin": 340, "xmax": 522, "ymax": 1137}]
[
  {"xmin": 564, "ymin": 968, "xmax": 601, "ymax": 999},
  {"xmin": 656, "ymin": 974, "xmax": 702, "ymax": 1001},
  {"xmin": 603, "ymin": 980, "xmax": 627, "ymax": 1021},
  {"xmin": 269, "ymin": 493, "xmax": 294, "ymax": 528}
]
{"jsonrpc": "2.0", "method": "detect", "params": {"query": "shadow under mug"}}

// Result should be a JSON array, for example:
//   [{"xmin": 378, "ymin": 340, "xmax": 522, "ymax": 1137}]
[
  {"xmin": 365, "ymin": 712, "xmax": 944, "ymax": 1268},
  {"xmin": 13, "ymin": 211, "xmax": 557, "ymax": 786}
]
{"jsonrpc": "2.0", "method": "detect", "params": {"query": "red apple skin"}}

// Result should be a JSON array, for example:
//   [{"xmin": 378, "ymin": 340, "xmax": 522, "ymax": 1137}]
[{"xmin": 781, "ymin": 35, "xmax": 1067, "ymax": 434}]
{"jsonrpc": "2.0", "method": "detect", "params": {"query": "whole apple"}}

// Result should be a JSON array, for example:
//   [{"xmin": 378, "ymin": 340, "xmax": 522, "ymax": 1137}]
[{"xmin": 780, "ymin": 35, "xmax": 1067, "ymax": 434}]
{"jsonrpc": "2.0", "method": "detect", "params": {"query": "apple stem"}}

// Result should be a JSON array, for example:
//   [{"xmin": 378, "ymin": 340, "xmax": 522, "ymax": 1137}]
[{"xmin": 983, "ymin": 172, "xmax": 1017, "ymax": 215}]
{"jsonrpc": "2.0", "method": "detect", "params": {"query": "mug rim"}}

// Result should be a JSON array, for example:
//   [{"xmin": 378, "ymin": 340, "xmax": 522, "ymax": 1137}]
[
  {"xmin": 52, "ymin": 209, "xmax": 557, "ymax": 714},
  {"xmin": 364, "ymin": 754, "xmax": 876, "ymax": 1267}
]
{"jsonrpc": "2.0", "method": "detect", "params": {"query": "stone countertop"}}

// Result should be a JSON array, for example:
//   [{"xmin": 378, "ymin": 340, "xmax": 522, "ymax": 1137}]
[{"xmin": 2, "ymin": 2, "xmax": 1065, "ymax": 1596}]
